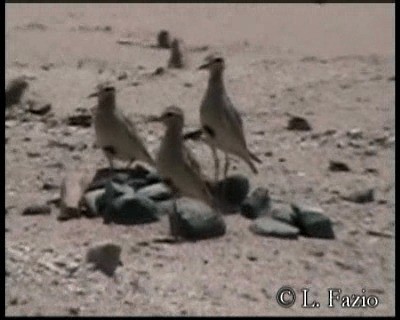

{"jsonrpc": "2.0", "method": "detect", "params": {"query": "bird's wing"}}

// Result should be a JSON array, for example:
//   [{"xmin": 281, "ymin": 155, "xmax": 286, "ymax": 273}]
[
  {"xmin": 220, "ymin": 95, "xmax": 249, "ymax": 147},
  {"xmin": 119, "ymin": 112, "xmax": 155, "ymax": 164},
  {"xmin": 183, "ymin": 144, "xmax": 202, "ymax": 176}
]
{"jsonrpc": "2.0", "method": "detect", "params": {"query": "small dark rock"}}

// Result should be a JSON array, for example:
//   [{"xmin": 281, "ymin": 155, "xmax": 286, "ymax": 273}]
[
  {"xmin": 250, "ymin": 217, "xmax": 300, "ymax": 239},
  {"xmin": 329, "ymin": 160, "xmax": 351, "ymax": 172},
  {"xmin": 168, "ymin": 38, "xmax": 185, "ymax": 69},
  {"xmin": 117, "ymin": 71, "xmax": 128, "ymax": 81},
  {"xmin": 291, "ymin": 203, "xmax": 335, "ymax": 239},
  {"xmin": 136, "ymin": 182, "xmax": 173, "ymax": 201},
  {"xmin": 27, "ymin": 99, "xmax": 52, "ymax": 116},
  {"xmin": 287, "ymin": 116, "xmax": 312, "ymax": 131},
  {"xmin": 342, "ymin": 188, "xmax": 374, "ymax": 204},
  {"xmin": 105, "ymin": 194, "xmax": 160, "ymax": 225},
  {"xmin": 5, "ymin": 76, "xmax": 29, "ymax": 108},
  {"xmin": 212, "ymin": 175, "xmax": 250, "ymax": 212},
  {"xmin": 22, "ymin": 204, "xmax": 51, "ymax": 216},
  {"xmin": 153, "ymin": 67, "xmax": 165, "ymax": 76},
  {"xmin": 171, "ymin": 198, "xmax": 226, "ymax": 240},
  {"xmin": 86, "ymin": 241, "xmax": 122, "ymax": 276},
  {"xmin": 66, "ymin": 110, "xmax": 92, "ymax": 127},
  {"xmin": 240, "ymin": 187, "xmax": 271, "ymax": 219},
  {"xmin": 157, "ymin": 30, "xmax": 171, "ymax": 49}
]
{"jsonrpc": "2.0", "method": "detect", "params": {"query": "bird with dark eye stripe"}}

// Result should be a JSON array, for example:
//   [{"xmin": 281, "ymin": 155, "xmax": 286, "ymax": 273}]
[
  {"xmin": 88, "ymin": 83, "xmax": 155, "ymax": 170},
  {"xmin": 198, "ymin": 55, "xmax": 262, "ymax": 181},
  {"xmin": 148, "ymin": 105, "xmax": 215, "ymax": 207}
]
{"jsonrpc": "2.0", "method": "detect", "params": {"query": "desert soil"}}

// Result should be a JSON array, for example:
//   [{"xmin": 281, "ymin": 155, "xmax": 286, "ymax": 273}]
[{"xmin": 5, "ymin": 3, "xmax": 395, "ymax": 316}]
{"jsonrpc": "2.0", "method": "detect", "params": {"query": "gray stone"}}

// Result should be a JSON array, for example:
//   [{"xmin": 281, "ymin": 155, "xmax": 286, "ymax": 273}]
[
  {"xmin": 104, "ymin": 180, "xmax": 134, "ymax": 203},
  {"xmin": 6, "ymin": 76, "xmax": 29, "ymax": 108},
  {"xmin": 342, "ymin": 188, "xmax": 374, "ymax": 204},
  {"xmin": 291, "ymin": 203, "xmax": 335, "ymax": 239},
  {"xmin": 240, "ymin": 187, "xmax": 271, "ymax": 219},
  {"xmin": 105, "ymin": 194, "xmax": 160, "ymax": 225},
  {"xmin": 27, "ymin": 99, "xmax": 52, "ymax": 116},
  {"xmin": 136, "ymin": 182, "xmax": 173, "ymax": 201},
  {"xmin": 249, "ymin": 217, "xmax": 300, "ymax": 239},
  {"xmin": 287, "ymin": 116, "xmax": 312, "ymax": 131},
  {"xmin": 82, "ymin": 189, "xmax": 105, "ymax": 217},
  {"xmin": 172, "ymin": 198, "xmax": 226, "ymax": 240},
  {"xmin": 212, "ymin": 175, "xmax": 250, "ymax": 212},
  {"xmin": 86, "ymin": 241, "xmax": 122, "ymax": 276},
  {"xmin": 271, "ymin": 204, "xmax": 298, "ymax": 226},
  {"xmin": 22, "ymin": 204, "xmax": 51, "ymax": 216},
  {"xmin": 329, "ymin": 160, "xmax": 351, "ymax": 172}
]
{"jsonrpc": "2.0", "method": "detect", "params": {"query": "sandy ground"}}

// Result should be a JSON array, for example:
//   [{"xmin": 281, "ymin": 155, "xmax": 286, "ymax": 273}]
[{"xmin": 5, "ymin": 3, "xmax": 395, "ymax": 316}]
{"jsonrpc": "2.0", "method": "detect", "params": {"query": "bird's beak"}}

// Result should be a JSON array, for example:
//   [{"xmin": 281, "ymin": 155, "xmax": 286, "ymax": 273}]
[
  {"xmin": 87, "ymin": 92, "xmax": 98, "ymax": 99},
  {"xmin": 198, "ymin": 63, "xmax": 210, "ymax": 70}
]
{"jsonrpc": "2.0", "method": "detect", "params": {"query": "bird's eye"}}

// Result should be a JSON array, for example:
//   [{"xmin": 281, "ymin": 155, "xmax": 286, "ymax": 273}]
[{"xmin": 214, "ymin": 58, "xmax": 223, "ymax": 63}]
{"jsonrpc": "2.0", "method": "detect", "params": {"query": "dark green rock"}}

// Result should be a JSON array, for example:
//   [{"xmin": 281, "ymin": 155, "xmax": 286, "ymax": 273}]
[
  {"xmin": 270, "ymin": 204, "xmax": 298, "ymax": 226},
  {"xmin": 212, "ymin": 175, "xmax": 250, "ymax": 212},
  {"xmin": 341, "ymin": 188, "xmax": 374, "ymax": 204},
  {"xmin": 83, "ymin": 189, "xmax": 105, "ymax": 216},
  {"xmin": 105, "ymin": 194, "xmax": 160, "ymax": 225},
  {"xmin": 291, "ymin": 203, "xmax": 335, "ymax": 239},
  {"xmin": 240, "ymin": 187, "xmax": 271, "ymax": 219},
  {"xmin": 136, "ymin": 182, "xmax": 173, "ymax": 201},
  {"xmin": 172, "ymin": 198, "xmax": 226, "ymax": 240},
  {"xmin": 249, "ymin": 217, "xmax": 300, "ymax": 239}
]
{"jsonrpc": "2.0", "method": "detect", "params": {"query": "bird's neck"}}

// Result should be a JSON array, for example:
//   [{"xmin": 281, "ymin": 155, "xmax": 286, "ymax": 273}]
[
  {"xmin": 162, "ymin": 124, "xmax": 184, "ymax": 156},
  {"xmin": 98, "ymin": 96, "xmax": 116, "ymax": 111},
  {"xmin": 207, "ymin": 70, "xmax": 226, "ymax": 94}
]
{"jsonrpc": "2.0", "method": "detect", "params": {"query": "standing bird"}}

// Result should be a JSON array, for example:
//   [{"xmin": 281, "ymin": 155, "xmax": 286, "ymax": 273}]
[
  {"xmin": 198, "ymin": 56, "xmax": 262, "ymax": 181},
  {"xmin": 88, "ymin": 84, "xmax": 155, "ymax": 170},
  {"xmin": 150, "ymin": 106, "xmax": 214, "ymax": 207}
]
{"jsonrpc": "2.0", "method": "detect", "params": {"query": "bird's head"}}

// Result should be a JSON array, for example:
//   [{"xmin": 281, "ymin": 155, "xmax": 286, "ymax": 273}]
[
  {"xmin": 87, "ymin": 83, "xmax": 116, "ymax": 105},
  {"xmin": 148, "ymin": 105, "xmax": 184, "ymax": 128},
  {"xmin": 198, "ymin": 55, "xmax": 225, "ymax": 73}
]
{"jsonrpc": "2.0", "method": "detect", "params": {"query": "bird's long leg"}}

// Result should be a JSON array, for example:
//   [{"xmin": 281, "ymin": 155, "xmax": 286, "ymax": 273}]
[
  {"xmin": 210, "ymin": 145, "xmax": 220, "ymax": 183},
  {"xmin": 125, "ymin": 159, "xmax": 134, "ymax": 169},
  {"xmin": 223, "ymin": 153, "xmax": 231, "ymax": 180}
]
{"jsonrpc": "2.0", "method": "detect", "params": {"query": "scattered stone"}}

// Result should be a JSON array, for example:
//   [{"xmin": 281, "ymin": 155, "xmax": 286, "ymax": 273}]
[
  {"xmin": 183, "ymin": 82, "xmax": 193, "ymax": 88},
  {"xmin": 40, "ymin": 63, "xmax": 55, "ymax": 71},
  {"xmin": 249, "ymin": 216, "xmax": 300, "ymax": 239},
  {"xmin": 212, "ymin": 175, "xmax": 250, "ymax": 212},
  {"xmin": 168, "ymin": 38, "xmax": 185, "ymax": 69},
  {"xmin": 364, "ymin": 146, "xmax": 378, "ymax": 156},
  {"xmin": 136, "ymin": 182, "xmax": 173, "ymax": 201},
  {"xmin": 388, "ymin": 75, "xmax": 395, "ymax": 81},
  {"xmin": 341, "ymin": 188, "xmax": 374, "ymax": 204},
  {"xmin": 287, "ymin": 116, "xmax": 312, "ymax": 131},
  {"xmin": 366, "ymin": 229, "xmax": 393, "ymax": 238},
  {"xmin": 347, "ymin": 128, "xmax": 363, "ymax": 139},
  {"xmin": 171, "ymin": 197, "xmax": 226, "ymax": 240},
  {"xmin": 270, "ymin": 204, "xmax": 298, "ymax": 226},
  {"xmin": 291, "ymin": 203, "xmax": 335, "ymax": 239},
  {"xmin": 66, "ymin": 109, "xmax": 92, "ymax": 128},
  {"xmin": 42, "ymin": 180, "xmax": 59, "ymax": 191},
  {"xmin": 153, "ymin": 67, "xmax": 165, "ymax": 76},
  {"xmin": 117, "ymin": 71, "xmax": 129, "ymax": 81},
  {"xmin": 86, "ymin": 241, "xmax": 122, "ymax": 276},
  {"xmin": 22, "ymin": 204, "xmax": 51, "ymax": 216},
  {"xmin": 157, "ymin": 30, "xmax": 171, "ymax": 49},
  {"xmin": 329, "ymin": 160, "xmax": 351, "ymax": 172},
  {"xmin": 240, "ymin": 187, "xmax": 271, "ymax": 219},
  {"xmin": 105, "ymin": 194, "xmax": 160, "ymax": 225},
  {"xmin": 82, "ymin": 188, "xmax": 106, "ymax": 217},
  {"xmin": 116, "ymin": 38, "xmax": 135, "ymax": 45},
  {"xmin": 68, "ymin": 307, "xmax": 80, "ymax": 316},
  {"xmin": 27, "ymin": 99, "xmax": 52, "ymax": 116},
  {"xmin": 5, "ymin": 76, "xmax": 29, "ymax": 108},
  {"xmin": 58, "ymin": 168, "xmax": 96, "ymax": 221}
]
